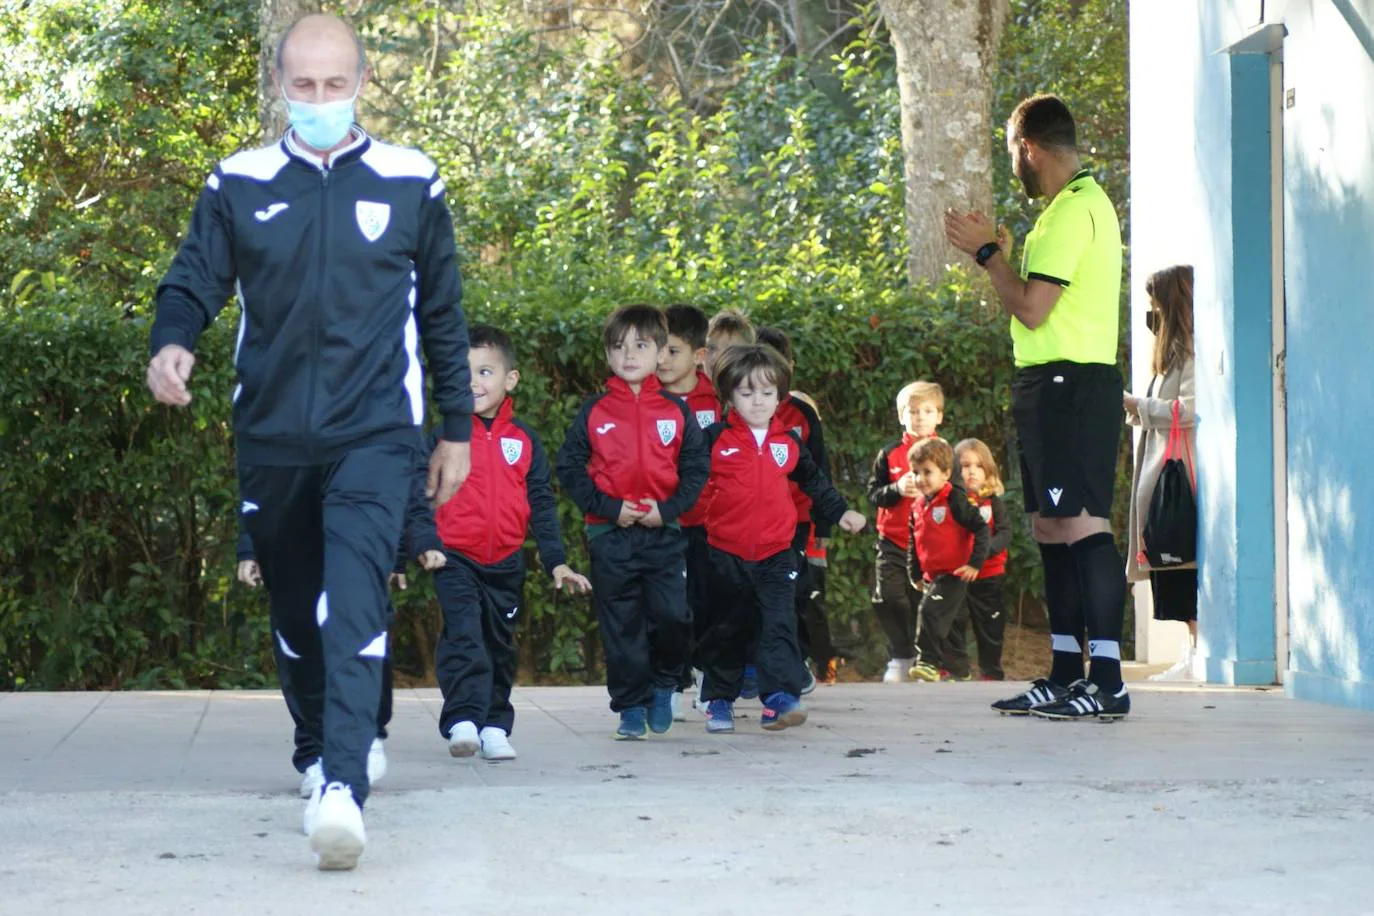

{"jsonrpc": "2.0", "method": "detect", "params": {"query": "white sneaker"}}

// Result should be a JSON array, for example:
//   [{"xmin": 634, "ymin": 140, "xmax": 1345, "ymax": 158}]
[
  {"xmin": 882, "ymin": 659, "xmax": 912, "ymax": 684},
  {"xmin": 299, "ymin": 759, "xmax": 324, "ymax": 799},
  {"xmin": 448, "ymin": 720, "xmax": 480, "ymax": 757},
  {"xmin": 309, "ymin": 782, "xmax": 366, "ymax": 871},
  {"xmin": 479, "ymin": 726, "xmax": 517, "ymax": 761},
  {"xmin": 367, "ymin": 738, "xmax": 387, "ymax": 785},
  {"xmin": 1150, "ymin": 650, "xmax": 1197, "ymax": 682},
  {"xmin": 671, "ymin": 691, "xmax": 687, "ymax": 722}
]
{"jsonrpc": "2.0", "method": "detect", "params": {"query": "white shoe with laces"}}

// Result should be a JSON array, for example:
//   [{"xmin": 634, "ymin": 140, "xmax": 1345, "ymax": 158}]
[
  {"xmin": 479, "ymin": 726, "xmax": 517, "ymax": 761},
  {"xmin": 882, "ymin": 659, "xmax": 912, "ymax": 684},
  {"xmin": 448, "ymin": 720, "xmax": 480, "ymax": 757},
  {"xmin": 671, "ymin": 691, "xmax": 687, "ymax": 721},
  {"xmin": 368, "ymin": 738, "xmax": 387, "ymax": 785},
  {"xmin": 309, "ymin": 782, "xmax": 366, "ymax": 871},
  {"xmin": 1150, "ymin": 649, "xmax": 1197, "ymax": 682},
  {"xmin": 299, "ymin": 760, "xmax": 324, "ymax": 799}
]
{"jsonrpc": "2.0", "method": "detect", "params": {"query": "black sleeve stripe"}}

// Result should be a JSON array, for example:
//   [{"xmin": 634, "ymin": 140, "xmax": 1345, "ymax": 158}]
[{"xmin": 1027, "ymin": 272, "xmax": 1071, "ymax": 288}]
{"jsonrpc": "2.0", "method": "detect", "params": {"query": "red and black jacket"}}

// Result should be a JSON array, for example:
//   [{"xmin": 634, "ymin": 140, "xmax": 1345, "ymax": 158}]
[
  {"xmin": 395, "ymin": 398, "xmax": 566, "ymax": 574},
  {"xmin": 865, "ymin": 432, "xmax": 926, "ymax": 550},
  {"xmin": 775, "ymin": 394, "xmax": 831, "ymax": 540},
  {"xmin": 969, "ymin": 491, "xmax": 1012, "ymax": 579},
  {"xmin": 555, "ymin": 374, "xmax": 709, "ymax": 531},
  {"xmin": 699, "ymin": 412, "xmax": 848, "ymax": 562},
  {"xmin": 906, "ymin": 481, "xmax": 990, "ymax": 582},
  {"xmin": 677, "ymin": 370, "xmax": 721, "ymax": 529}
]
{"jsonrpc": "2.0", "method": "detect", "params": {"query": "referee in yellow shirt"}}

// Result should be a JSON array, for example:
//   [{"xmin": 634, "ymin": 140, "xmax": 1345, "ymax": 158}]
[{"xmin": 945, "ymin": 94, "xmax": 1129, "ymax": 720}]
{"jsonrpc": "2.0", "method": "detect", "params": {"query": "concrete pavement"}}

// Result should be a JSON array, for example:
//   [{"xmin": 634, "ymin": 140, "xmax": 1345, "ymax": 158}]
[{"xmin": 4, "ymin": 680, "xmax": 1374, "ymax": 915}]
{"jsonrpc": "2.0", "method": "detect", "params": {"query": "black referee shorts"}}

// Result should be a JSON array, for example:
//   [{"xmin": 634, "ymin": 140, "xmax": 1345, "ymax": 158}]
[{"xmin": 1011, "ymin": 361, "xmax": 1123, "ymax": 519}]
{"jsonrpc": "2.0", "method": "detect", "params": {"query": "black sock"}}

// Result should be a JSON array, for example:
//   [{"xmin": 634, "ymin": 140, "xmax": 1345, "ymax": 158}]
[
  {"xmin": 1040, "ymin": 543, "xmax": 1085, "ymax": 686},
  {"xmin": 1072, "ymin": 532, "xmax": 1127, "ymax": 692}
]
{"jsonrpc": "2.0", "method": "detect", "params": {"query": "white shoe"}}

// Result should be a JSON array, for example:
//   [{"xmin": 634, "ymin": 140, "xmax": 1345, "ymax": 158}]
[
  {"xmin": 671, "ymin": 691, "xmax": 687, "ymax": 722},
  {"xmin": 309, "ymin": 783, "xmax": 366, "ymax": 871},
  {"xmin": 882, "ymin": 659, "xmax": 912, "ymax": 684},
  {"xmin": 448, "ymin": 720, "xmax": 480, "ymax": 757},
  {"xmin": 299, "ymin": 759, "xmax": 324, "ymax": 799},
  {"xmin": 479, "ymin": 726, "xmax": 517, "ymax": 761},
  {"xmin": 1150, "ymin": 650, "xmax": 1196, "ymax": 682},
  {"xmin": 367, "ymin": 738, "xmax": 387, "ymax": 785}
]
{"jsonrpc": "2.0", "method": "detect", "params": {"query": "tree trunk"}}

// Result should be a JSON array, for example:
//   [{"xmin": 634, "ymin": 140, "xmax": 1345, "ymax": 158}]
[
  {"xmin": 258, "ymin": 0, "xmax": 321, "ymax": 143},
  {"xmin": 879, "ymin": 0, "xmax": 1008, "ymax": 284}
]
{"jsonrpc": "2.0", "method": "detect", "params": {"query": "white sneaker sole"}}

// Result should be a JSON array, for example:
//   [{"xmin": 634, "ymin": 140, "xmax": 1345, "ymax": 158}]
[
  {"xmin": 480, "ymin": 746, "xmax": 517, "ymax": 761},
  {"xmin": 449, "ymin": 737, "xmax": 480, "ymax": 758},
  {"xmin": 311, "ymin": 823, "xmax": 365, "ymax": 871}
]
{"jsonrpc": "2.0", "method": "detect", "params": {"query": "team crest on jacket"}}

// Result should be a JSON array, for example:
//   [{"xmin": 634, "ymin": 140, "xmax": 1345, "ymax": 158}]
[
  {"xmin": 980, "ymin": 505, "xmax": 992, "ymax": 523},
  {"xmin": 355, "ymin": 201, "xmax": 390, "ymax": 242},
  {"xmin": 500, "ymin": 437, "xmax": 523, "ymax": 465},
  {"xmin": 695, "ymin": 409, "xmax": 717, "ymax": 429},
  {"xmin": 656, "ymin": 419, "xmax": 677, "ymax": 446},
  {"xmin": 770, "ymin": 442, "xmax": 789, "ymax": 467},
  {"xmin": 932, "ymin": 506, "xmax": 948, "ymax": 524}
]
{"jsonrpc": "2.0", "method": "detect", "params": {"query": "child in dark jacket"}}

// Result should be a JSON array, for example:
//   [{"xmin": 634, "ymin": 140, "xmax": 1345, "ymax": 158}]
[
  {"xmin": 904, "ymin": 437, "xmax": 990, "ymax": 682},
  {"xmin": 695, "ymin": 344, "xmax": 866, "ymax": 733},
  {"xmin": 556, "ymin": 305, "xmax": 710, "ymax": 740},
  {"xmin": 950, "ymin": 438, "xmax": 1013, "ymax": 680}
]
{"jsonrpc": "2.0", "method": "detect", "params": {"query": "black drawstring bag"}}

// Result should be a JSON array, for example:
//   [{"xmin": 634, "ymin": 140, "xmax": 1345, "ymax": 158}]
[{"xmin": 1142, "ymin": 399, "xmax": 1197, "ymax": 568}]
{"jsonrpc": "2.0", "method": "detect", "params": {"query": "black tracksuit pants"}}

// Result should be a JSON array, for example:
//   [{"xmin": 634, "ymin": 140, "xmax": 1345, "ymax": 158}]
[
  {"xmin": 431, "ymin": 549, "xmax": 525, "ymax": 737},
  {"xmin": 963, "ymin": 575, "xmax": 1007, "ymax": 679},
  {"xmin": 698, "ymin": 546, "xmax": 805, "ymax": 701},
  {"xmin": 681, "ymin": 524, "xmax": 710, "ymax": 688},
  {"xmin": 238, "ymin": 442, "xmax": 414, "ymax": 807},
  {"xmin": 588, "ymin": 526, "xmax": 690, "ymax": 712},
  {"xmin": 872, "ymin": 536, "xmax": 919, "ymax": 659},
  {"xmin": 792, "ymin": 525, "xmax": 836, "ymax": 668},
  {"xmin": 913, "ymin": 574, "xmax": 972, "ymax": 674}
]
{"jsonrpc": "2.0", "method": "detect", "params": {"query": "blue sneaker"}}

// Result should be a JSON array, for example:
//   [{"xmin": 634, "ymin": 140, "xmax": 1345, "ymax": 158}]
[
  {"xmin": 616, "ymin": 707, "xmax": 648, "ymax": 740},
  {"xmin": 760, "ymin": 692, "xmax": 807, "ymax": 731},
  {"xmin": 648, "ymin": 688, "xmax": 674, "ymax": 734},
  {"xmin": 705, "ymin": 700, "xmax": 735, "ymax": 734},
  {"xmin": 740, "ymin": 665, "xmax": 760, "ymax": 700}
]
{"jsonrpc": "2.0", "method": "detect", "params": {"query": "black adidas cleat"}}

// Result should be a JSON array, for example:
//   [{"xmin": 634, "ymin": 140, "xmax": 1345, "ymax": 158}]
[
  {"xmin": 991, "ymin": 678, "xmax": 1070, "ymax": 715},
  {"xmin": 1031, "ymin": 679, "xmax": 1130, "ymax": 721}
]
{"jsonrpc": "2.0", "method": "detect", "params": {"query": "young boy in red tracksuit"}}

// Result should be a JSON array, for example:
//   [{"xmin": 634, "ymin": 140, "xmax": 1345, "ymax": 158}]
[
  {"xmin": 757, "ymin": 326, "xmax": 836, "ymax": 690},
  {"xmin": 695, "ymin": 344, "xmax": 866, "ymax": 733},
  {"xmin": 866, "ymin": 380, "xmax": 944, "ymax": 683},
  {"xmin": 904, "ymin": 437, "xmax": 990, "ymax": 682},
  {"xmin": 657, "ymin": 304, "xmax": 719, "ymax": 715},
  {"xmin": 556, "ymin": 305, "xmax": 710, "ymax": 740},
  {"xmin": 403, "ymin": 325, "xmax": 591, "ymax": 762}
]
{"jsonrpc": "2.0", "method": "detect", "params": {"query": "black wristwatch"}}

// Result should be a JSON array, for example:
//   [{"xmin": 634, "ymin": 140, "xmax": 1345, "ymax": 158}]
[{"xmin": 974, "ymin": 241, "xmax": 1001, "ymax": 266}]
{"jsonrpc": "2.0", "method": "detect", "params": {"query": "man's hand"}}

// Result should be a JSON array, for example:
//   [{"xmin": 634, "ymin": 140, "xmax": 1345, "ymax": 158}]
[
  {"xmin": 943, "ymin": 209, "xmax": 998, "ymax": 257},
  {"xmin": 389, "ymin": 572, "xmax": 408, "ymax": 591},
  {"xmin": 237, "ymin": 560, "xmax": 262, "ymax": 588},
  {"xmin": 147, "ymin": 344, "xmax": 196, "ymax": 406},
  {"xmin": 953, "ymin": 565, "xmax": 981, "ymax": 582},
  {"xmin": 837, "ymin": 510, "xmax": 867, "ymax": 534},
  {"xmin": 419, "ymin": 550, "xmax": 447, "ymax": 571},
  {"xmin": 896, "ymin": 472, "xmax": 921, "ymax": 499},
  {"xmin": 637, "ymin": 498, "xmax": 665, "ymax": 528},
  {"xmin": 616, "ymin": 501, "xmax": 648, "ymax": 528},
  {"xmin": 553, "ymin": 564, "xmax": 592, "ymax": 593},
  {"xmin": 427, "ymin": 439, "xmax": 471, "ymax": 508}
]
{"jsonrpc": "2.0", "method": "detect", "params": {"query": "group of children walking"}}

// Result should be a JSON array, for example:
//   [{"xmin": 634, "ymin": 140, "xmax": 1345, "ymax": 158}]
[{"xmin": 240, "ymin": 303, "xmax": 1013, "ymax": 761}]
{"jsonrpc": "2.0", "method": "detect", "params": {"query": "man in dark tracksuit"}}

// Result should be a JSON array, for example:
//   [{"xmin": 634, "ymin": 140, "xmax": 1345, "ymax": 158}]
[
  {"xmin": 555, "ymin": 306, "xmax": 709, "ymax": 740},
  {"xmin": 146, "ymin": 17, "xmax": 473, "ymax": 867}
]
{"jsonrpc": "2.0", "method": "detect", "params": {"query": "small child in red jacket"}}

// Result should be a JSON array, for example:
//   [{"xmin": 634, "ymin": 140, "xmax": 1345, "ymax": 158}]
[
  {"xmin": 951, "ymin": 438, "xmax": 1013, "ymax": 680},
  {"xmin": 695, "ymin": 344, "xmax": 866, "ymax": 733},
  {"xmin": 556, "ymin": 305, "xmax": 710, "ymax": 740},
  {"xmin": 905, "ymin": 437, "xmax": 990, "ymax": 682},
  {"xmin": 404, "ymin": 325, "xmax": 590, "ymax": 762}
]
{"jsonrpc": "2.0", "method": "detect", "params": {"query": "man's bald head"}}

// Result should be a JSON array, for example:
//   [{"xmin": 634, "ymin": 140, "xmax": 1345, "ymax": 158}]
[{"xmin": 275, "ymin": 13, "xmax": 368, "ymax": 81}]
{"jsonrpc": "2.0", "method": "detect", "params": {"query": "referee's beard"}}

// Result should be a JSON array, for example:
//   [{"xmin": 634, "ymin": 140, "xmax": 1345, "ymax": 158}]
[{"xmin": 1014, "ymin": 146, "xmax": 1043, "ymax": 199}]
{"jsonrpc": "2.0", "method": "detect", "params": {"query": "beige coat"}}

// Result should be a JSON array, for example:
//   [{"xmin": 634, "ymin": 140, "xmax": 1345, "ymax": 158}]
[{"xmin": 1126, "ymin": 357, "xmax": 1196, "ymax": 582}]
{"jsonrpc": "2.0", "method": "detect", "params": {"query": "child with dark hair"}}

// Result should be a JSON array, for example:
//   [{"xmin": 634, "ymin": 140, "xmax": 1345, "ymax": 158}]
[
  {"xmin": 695, "ymin": 344, "xmax": 866, "ymax": 733},
  {"xmin": 905, "ymin": 437, "xmax": 990, "ymax": 682},
  {"xmin": 557, "ymin": 305, "xmax": 710, "ymax": 739}
]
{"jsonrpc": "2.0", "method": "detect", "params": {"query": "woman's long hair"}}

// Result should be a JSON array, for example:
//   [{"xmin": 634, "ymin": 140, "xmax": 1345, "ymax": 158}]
[{"xmin": 1145, "ymin": 264, "xmax": 1194, "ymax": 376}]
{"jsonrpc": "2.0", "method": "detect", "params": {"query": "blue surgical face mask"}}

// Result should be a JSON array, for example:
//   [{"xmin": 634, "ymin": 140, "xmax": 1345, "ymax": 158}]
[{"xmin": 283, "ymin": 89, "xmax": 358, "ymax": 150}]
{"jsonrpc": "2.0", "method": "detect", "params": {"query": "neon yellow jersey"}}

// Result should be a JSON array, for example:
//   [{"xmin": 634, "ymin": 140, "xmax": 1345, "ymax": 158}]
[{"xmin": 1012, "ymin": 170, "xmax": 1122, "ymax": 367}]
